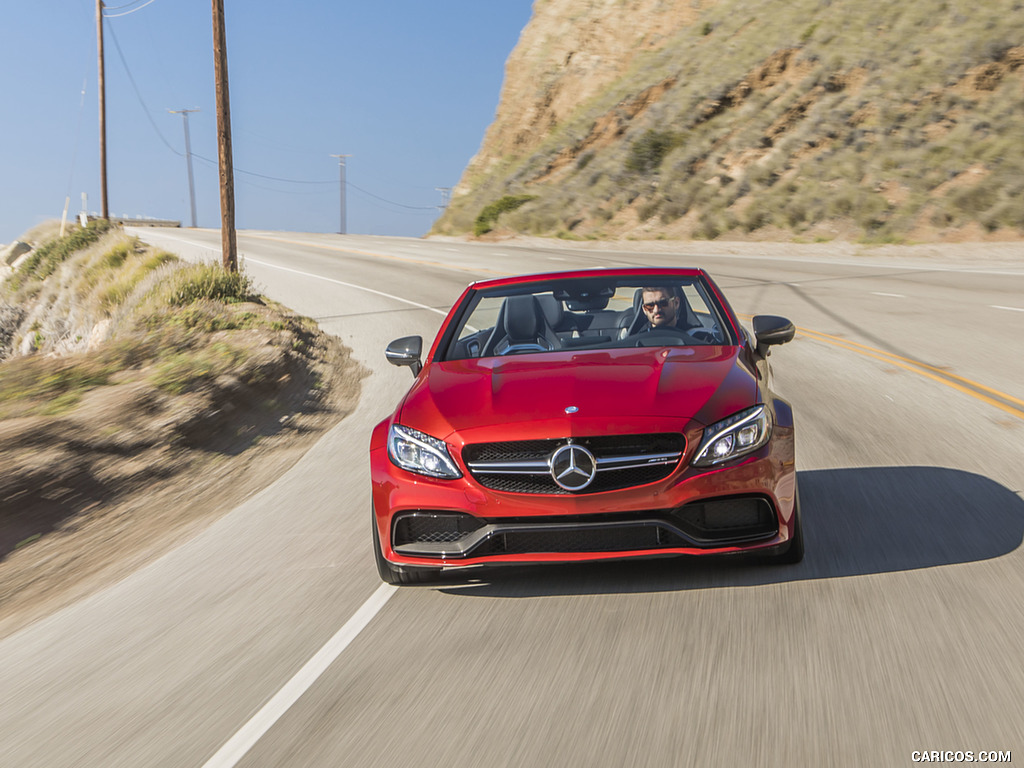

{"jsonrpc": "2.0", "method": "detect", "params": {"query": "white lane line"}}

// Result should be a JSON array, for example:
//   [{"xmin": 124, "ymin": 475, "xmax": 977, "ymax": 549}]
[
  {"xmin": 202, "ymin": 584, "xmax": 398, "ymax": 768},
  {"xmin": 130, "ymin": 230, "xmax": 220, "ymax": 254},
  {"xmin": 244, "ymin": 257, "xmax": 449, "ymax": 316},
  {"xmin": 871, "ymin": 291, "xmax": 906, "ymax": 297},
  {"xmin": 992, "ymin": 304, "xmax": 1024, "ymax": 312}
]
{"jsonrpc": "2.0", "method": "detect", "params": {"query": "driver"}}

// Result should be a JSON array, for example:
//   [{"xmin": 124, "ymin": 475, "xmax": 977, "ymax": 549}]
[{"xmin": 637, "ymin": 286, "xmax": 683, "ymax": 332}]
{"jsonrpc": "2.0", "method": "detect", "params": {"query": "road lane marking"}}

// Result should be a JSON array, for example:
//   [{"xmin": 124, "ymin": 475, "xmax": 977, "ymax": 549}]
[
  {"xmin": 992, "ymin": 305, "xmax": 1024, "ymax": 312},
  {"xmin": 797, "ymin": 327, "xmax": 1024, "ymax": 421},
  {"xmin": 201, "ymin": 583, "xmax": 397, "ymax": 768},
  {"xmin": 738, "ymin": 313, "xmax": 1024, "ymax": 421},
  {"xmin": 796, "ymin": 327, "xmax": 1024, "ymax": 407},
  {"xmin": 243, "ymin": 258, "xmax": 450, "ymax": 317},
  {"xmin": 871, "ymin": 291, "xmax": 905, "ymax": 297},
  {"xmin": 242, "ymin": 233, "xmax": 505, "ymax": 277}
]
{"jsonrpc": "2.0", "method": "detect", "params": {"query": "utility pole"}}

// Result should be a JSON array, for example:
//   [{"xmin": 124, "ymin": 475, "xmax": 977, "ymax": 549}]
[
  {"xmin": 96, "ymin": 0, "xmax": 109, "ymax": 221},
  {"xmin": 211, "ymin": 0, "xmax": 237, "ymax": 271},
  {"xmin": 435, "ymin": 187, "xmax": 451, "ymax": 213},
  {"xmin": 330, "ymin": 154, "xmax": 351, "ymax": 234},
  {"xmin": 169, "ymin": 109, "xmax": 199, "ymax": 228}
]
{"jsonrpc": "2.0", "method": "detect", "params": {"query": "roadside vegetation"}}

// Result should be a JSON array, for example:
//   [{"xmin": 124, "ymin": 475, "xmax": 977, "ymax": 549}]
[
  {"xmin": 0, "ymin": 222, "xmax": 359, "ymax": 589},
  {"xmin": 0, "ymin": 220, "xmax": 288, "ymax": 417},
  {"xmin": 438, "ymin": 0, "xmax": 1024, "ymax": 242},
  {"xmin": 473, "ymin": 194, "xmax": 537, "ymax": 236}
]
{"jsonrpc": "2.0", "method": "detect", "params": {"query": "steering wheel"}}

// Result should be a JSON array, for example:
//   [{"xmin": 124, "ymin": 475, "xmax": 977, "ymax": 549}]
[
  {"xmin": 498, "ymin": 341, "xmax": 551, "ymax": 355},
  {"xmin": 689, "ymin": 327, "xmax": 721, "ymax": 344},
  {"xmin": 633, "ymin": 328, "xmax": 692, "ymax": 347}
]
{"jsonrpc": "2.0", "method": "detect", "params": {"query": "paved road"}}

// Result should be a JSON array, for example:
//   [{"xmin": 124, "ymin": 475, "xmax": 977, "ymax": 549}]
[{"xmin": 1, "ymin": 230, "xmax": 1021, "ymax": 767}]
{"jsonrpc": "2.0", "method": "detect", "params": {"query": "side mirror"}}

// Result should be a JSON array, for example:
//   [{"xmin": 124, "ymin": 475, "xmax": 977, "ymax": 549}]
[
  {"xmin": 752, "ymin": 315, "xmax": 795, "ymax": 357},
  {"xmin": 385, "ymin": 335, "xmax": 423, "ymax": 376}
]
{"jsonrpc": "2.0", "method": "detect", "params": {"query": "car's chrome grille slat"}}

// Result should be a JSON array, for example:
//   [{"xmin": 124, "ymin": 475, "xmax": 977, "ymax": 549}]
[{"xmin": 462, "ymin": 433, "xmax": 685, "ymax": 495}]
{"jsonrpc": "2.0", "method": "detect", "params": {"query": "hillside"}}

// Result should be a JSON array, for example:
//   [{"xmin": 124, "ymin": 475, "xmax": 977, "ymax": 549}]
[{"xmin": 434, "ymin": 0, "xmax": 1024, "ymax": 243}]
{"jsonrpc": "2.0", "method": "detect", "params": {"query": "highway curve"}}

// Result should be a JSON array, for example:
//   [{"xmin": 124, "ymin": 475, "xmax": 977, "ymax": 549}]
[{"xmin": 0, "ymin": 230, "xmax": 1021, "ymax": 767}]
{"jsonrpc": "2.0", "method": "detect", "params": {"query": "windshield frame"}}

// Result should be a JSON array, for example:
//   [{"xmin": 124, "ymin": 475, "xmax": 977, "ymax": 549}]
[{"xmin": 432, "ymin": 271, "xmax": 739, "ymax": 363}]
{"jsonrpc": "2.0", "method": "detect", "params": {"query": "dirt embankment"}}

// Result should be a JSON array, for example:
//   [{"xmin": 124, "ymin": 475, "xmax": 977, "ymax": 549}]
[
  {"xmin": 0, "ymin": 307, "xmax": 363, "ymax": 640},
  {"xmin": 0, "ymin": 226, "xmax": 365, "ymax": 640}
]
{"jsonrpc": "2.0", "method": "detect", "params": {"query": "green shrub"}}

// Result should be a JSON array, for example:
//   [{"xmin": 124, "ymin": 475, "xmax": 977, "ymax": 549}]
[
  {"xmin": 5, "ymin": 219, "xmax": 113, "ymax": 294},
  {"xmin": 102, "ymin": 240, "xmax": 134, "ymax": 269},
  {"xmin": 474, "ymin": 195, "xmax": 537, "ymax": 236},
  {"xmin": 162, "ymin": 262, "xmax": 256, "ymax": 306},
  {"xmin": 625, "ymin": 130, "xmax": 680, "ymax": 174}
]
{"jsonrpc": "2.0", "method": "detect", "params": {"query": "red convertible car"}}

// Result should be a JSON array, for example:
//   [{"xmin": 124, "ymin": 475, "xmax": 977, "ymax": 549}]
[{"xmin": 370, "ymin": 268, "xmax": 800, "ymax": 584}]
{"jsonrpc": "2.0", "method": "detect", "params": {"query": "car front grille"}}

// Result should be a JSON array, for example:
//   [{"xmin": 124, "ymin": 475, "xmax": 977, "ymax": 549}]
[
  {"xmin": 462, "ymin": 433, "xmax": 685, "ymax": 495},
  {"xmin": 394, "ymin": 513, "xmax": 485, "ymax": 546},
  {"xmin": 391, "ymin": 497, "xmax": 778, "ymax": 559},
  {"xmin": 473, "ymin": 523, "xmax": 689, "ymax": 555}
]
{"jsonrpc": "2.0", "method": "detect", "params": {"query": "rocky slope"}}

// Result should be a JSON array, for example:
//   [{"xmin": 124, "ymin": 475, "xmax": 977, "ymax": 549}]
[{"xmin": 436, "ymin": 0, "xmax": 1024, "ymax": 243}]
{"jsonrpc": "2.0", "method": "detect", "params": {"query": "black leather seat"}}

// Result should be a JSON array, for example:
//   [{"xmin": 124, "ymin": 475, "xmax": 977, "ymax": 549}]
[{"xmin": 484, "ymin": 295, "xmax": 561, "ymax": 356}]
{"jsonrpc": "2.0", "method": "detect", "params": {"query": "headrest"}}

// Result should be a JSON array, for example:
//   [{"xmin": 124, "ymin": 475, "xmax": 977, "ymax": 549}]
[
  {"xmin": 536, "ymin": 294, "xmax": 563, "ymax": 328},
  {"xmin": 504, "ymin": 295, "xmax": 540, "ymax": 340}
]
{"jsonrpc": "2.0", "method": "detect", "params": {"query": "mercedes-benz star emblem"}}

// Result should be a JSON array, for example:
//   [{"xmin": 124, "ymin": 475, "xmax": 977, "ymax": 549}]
[{"xmin": 549, "ymin": 443, "xmax": 597, "ymax": 491}]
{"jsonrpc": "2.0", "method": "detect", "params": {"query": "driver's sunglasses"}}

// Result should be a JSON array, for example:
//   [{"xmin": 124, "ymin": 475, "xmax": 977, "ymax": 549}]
[{"xmin": 643, "ymin": 298, "xmax": 673, "ymax": 310}]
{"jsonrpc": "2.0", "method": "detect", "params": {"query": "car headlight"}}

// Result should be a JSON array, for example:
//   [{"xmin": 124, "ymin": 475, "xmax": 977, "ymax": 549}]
[
  {"xmin": 692, "ymin": 405, "xmax": 772, "ymax": 467},
  {"xmin": 387, "ymin": 424, "xmax": 462, "ymax": 479}
]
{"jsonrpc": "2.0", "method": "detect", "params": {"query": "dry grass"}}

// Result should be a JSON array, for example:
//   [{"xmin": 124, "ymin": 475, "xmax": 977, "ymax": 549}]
[
  {"xmin": 0, "ymin": 223, "xmax": 288, "ymax": 413},
  {"xmin": 0, "ymin": 222, "xmax": 364, "ymax": 637},
  {"xmin": 436, "ymin": 0, "xmax": 1024, "ymax": 242}
]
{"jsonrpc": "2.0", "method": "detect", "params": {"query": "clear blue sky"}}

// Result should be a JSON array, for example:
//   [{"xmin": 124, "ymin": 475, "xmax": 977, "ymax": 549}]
[{"xmin": 0, "ymin": 0, "xmax": 535, "ymax": 245}]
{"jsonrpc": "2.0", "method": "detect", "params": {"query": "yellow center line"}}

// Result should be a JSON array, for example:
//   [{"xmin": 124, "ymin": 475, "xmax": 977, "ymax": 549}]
[
  {"xmin": 797, "ymin": 326, "xmax": 1024, "ymax": 408},
  {"xmin": 799, "ymin": 331, "xmax": 1024, "ymax": 421},
  {"xmin": 240, "ymin": 233, "xmax": 506, "ymax": 277},
  {"xmin": 737, "ymin": 313, "xmax": 1024, "ymax": 421}
]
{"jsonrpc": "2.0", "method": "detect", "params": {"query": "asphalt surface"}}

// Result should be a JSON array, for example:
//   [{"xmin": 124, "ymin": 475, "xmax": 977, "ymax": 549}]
[{"xmin": 1, "ymin": 229, "xmax": 1021, "ymax": 767}]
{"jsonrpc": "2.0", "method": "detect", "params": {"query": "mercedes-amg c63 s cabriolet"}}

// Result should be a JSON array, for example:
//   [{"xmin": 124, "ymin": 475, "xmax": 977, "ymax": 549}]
[{"xmin": 370, "ymin": 268, "xmax": 800, "ymax": 584}]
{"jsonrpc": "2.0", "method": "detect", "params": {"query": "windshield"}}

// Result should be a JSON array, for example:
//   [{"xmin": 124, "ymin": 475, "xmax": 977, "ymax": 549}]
[{"xmin": 442, "ymin": 275, "xmax": 735, "ymax": 361}]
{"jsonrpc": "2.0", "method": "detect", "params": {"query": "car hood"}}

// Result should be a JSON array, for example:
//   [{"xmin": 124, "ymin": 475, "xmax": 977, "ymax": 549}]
[{"xmin": 400, "ymin": 347, "xmax": 759, "ymax": 440}]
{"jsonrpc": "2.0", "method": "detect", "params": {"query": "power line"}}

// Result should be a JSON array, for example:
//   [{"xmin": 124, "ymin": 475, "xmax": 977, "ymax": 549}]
[
  {"xmin": 103, "ymin": 0, "xmax": 151, "ymax": 11},
  {"xmin": 105, "ymin": 18, "xmax": 182, "ymax": 156},
  {"xmin": 102, "ymin": 17, "xmax": 440, "ymax": 217},
  {"xmin": 347, "ymin": 181, "xmax": 436, "ymax": 210},
  {"xmin": 190, "ymin": 152, "xmax": 333, "ymax": 184},
  {"xmin": 103, "ymin": 0, "xmax": 158, "ymax": 18}
]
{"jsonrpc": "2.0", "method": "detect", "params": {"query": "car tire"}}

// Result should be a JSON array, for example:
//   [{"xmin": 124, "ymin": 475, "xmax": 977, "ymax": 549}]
[
  {"xmin": 372, "ymin": 510, "xmax": 442, "ymax": 585},
  {"xmin": 769, "ymin": 488, "xmax": 804, "ymax": 564}
]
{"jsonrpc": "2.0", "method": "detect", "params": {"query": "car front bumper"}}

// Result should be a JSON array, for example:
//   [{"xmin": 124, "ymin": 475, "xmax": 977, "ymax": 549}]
[{"xmin": 370, "ymin": 420, "xmax": 796, "ymax": 569}]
